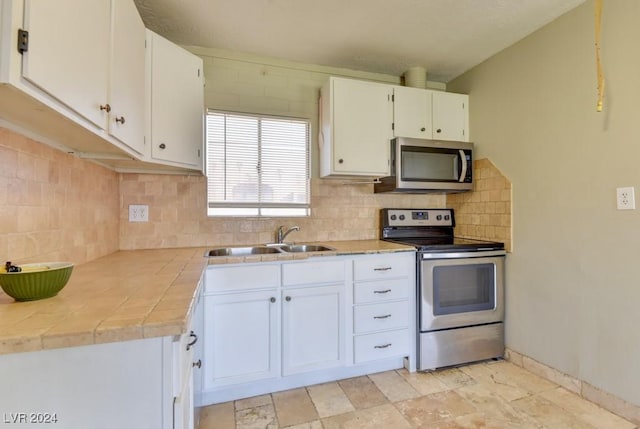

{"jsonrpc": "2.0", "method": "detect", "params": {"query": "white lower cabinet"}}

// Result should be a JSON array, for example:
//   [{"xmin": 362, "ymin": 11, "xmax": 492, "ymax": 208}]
[
  {"xmin": 282, "ymin": 284, "xmax": 345, "ymax": 375},
  {"xmin": 354, "ymin": 329, "xmax": 411, "ymax": 363},
  {"xmin": 0, "ymin": 336, "xmax": 184, "ymax": 429},
  {"xmin": 174, "ymin": 285, "xmax": 204, "ymax": 429},
  {"xmin": 204, "ymin": 290, "xmax": 280, "ymax": 388},
  {"xmin": 173, "ymin": 330, "xmax": 195, "ymax": 429},
  {"xmin": 200, "ymin": 252, "xmax": 415, "ymax": 405},
  {"xmin": 352, "ymin": 253, "xmax": 414, "ymax": 366}
]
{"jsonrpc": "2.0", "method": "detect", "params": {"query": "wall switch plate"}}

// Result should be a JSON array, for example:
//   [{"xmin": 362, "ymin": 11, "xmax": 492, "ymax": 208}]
[
  {"xmin": 128, "ymin": 204, "xmax": 149, "ymax": 222},
  {"xmin": 616, "ymin": 187, "xmax": 636, "ymax": 210}
]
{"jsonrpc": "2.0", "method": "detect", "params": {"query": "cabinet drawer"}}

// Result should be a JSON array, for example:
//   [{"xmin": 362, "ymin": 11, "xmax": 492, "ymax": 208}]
[
  {"xmin": 354, "ymin": 278, "xmax": 410, "ymax": 304},
  {"xmin": 282, "ymin": 260, "xmax": 345, "ymax": 286},
  {"xmin": 353, "ymin": 254, "xmax": 410, "ymax": 281},
  {"xmin": 353, "ymin": 301, "xmax": 409, "ymax": 334},
  {"xmin": 354, "ymin": 329, "xmax": 410, "ymax": 363},
  {"xmin": 205, "ymin": 264, "xmax": 280, "ymax": 293}
]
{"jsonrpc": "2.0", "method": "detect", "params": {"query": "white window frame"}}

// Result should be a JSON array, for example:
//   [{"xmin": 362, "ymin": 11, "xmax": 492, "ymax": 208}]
[{"xmin": 205, "ymin": 110, "xmax": 311, "ymax": 217}]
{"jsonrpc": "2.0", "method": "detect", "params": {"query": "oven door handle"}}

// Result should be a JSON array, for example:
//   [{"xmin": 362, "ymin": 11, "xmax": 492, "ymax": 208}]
[{"xmin": 421, "ymin": 250, "xmax": 506, "ymax": 259}]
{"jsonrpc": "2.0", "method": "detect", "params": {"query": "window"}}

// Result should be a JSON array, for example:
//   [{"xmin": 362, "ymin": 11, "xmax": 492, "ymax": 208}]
[{"xmin": 206, "ymin": 111, "xmax": 310, "ymax": 217}]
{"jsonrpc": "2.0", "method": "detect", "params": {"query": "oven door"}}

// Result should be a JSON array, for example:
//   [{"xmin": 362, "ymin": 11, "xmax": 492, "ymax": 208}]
[{"xmin": 419, "ymin": 251, "xmax": 504, "ymax": 331}]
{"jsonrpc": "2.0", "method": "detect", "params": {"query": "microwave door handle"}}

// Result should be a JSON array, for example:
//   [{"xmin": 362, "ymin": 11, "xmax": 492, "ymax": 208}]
[{"xmin": 458, "ymin": 150, "xmax": 467, "ymax": 182}]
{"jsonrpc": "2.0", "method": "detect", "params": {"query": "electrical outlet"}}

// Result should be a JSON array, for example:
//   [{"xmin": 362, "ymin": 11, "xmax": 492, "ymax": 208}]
[
  {"xmin": 128, "ymin": 204, "xmax": 149, "ymax": 222},
  {"xmin": 616, "ymin": 187, "xmax": 636, "ymax": 210}
]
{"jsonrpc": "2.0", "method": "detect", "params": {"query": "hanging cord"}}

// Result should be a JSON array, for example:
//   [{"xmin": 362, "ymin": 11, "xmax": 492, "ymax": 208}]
[{"xmin": 595, "ymin": 0, "xmax": 604, "ymax": 112}]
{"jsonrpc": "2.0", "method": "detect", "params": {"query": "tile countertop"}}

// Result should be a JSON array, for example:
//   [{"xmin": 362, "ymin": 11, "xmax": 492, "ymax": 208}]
[{"xmin": 0, "ymin": 240, "xmax": 413, "ymax": 355}]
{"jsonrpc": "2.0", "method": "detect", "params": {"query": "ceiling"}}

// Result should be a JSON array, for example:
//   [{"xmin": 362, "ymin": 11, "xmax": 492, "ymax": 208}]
[{"xmin": 134, "ymin": 0, "xmax": 586, "ymax": 83}]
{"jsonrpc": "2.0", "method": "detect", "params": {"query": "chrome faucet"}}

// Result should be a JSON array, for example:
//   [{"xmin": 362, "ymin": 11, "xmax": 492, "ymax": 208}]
[{"xmin": 276, "ymin": 225, "xmax": 300, "ymax": 243}]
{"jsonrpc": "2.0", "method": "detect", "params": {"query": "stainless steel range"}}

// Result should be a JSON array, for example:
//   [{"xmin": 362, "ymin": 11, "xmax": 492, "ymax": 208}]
[{"xmin": 380, "ymin": 208, "xmax": 506, "ymax": 370}]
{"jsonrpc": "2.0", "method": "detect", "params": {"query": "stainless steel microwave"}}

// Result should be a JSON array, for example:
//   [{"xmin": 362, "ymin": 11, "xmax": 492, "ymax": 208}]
[{"xmin": 374, "ymin": 137, "xmax": 473, "ymax": 193}]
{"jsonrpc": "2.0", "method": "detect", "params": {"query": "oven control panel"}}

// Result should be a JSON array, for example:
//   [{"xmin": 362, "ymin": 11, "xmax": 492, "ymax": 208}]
[{"xmin": 382, "ymin": 208, "xmax": 454, "ymax": 227}]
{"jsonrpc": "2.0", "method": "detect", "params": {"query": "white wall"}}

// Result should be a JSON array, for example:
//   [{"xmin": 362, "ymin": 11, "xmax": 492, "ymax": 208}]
[{"xmin": 449, "ymin": 0, "xmax": 640, "ymax": 406}]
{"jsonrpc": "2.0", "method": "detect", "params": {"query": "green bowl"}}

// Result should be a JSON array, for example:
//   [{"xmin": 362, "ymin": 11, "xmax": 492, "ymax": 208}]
[{"xmin": 0, "ymin": 263, "xmax": 74, "ymax": 301}]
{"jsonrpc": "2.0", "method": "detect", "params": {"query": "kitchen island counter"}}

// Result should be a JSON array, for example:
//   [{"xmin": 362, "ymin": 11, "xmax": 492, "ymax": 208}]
[{"xmin": 0, "ymin": 240, "xmax": 413, "ymax": 355}]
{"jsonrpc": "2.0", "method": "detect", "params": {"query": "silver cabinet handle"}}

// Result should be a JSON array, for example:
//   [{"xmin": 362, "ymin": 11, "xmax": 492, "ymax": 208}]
[
  {"xmin": 186, "ymin": 330, "xmax": 197, "ymax": 351},
  {"xmin": 373, "ymin": 289, "xmax": 391, "ymax": 294},
  {"xmin": 193, "ymin": 359, "xmax": 202, "ymax": 368},
  {"xmin": 373, "ymin": 267, "xmax": 392, "ymax": 271},
  {"xmin": 374, "ymin": 343, "xmax": 392, "ymax": 349},
  {"xmin": 374, "ymin": 314, "xmax": 392, "ymax": 319}
]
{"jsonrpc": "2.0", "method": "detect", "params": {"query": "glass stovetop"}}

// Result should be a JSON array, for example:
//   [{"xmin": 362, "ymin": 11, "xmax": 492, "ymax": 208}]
[{"xmin": 384, "ymin": 237, "xmax": 505, "ymax": 252}]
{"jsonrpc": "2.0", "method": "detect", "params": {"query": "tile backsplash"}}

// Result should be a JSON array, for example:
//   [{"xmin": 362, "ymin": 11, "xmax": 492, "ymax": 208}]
[
  {"xmin": 1, "ymin": 125, "xmax": 511, "ymax": 263},
  {"xmin": 447, "ymin": 158, "xmax": 512, "ymax": 251},
  {"xmin": 119, "ymin": 174, "xmax": 445, "ymax": 250},
  {"xmin": 0, "ymin": 128, "xmax": 119, "ymax": 265},
  {"xmin": 118, "ymin": 159, "xmax": 512, "ymax": 251}
]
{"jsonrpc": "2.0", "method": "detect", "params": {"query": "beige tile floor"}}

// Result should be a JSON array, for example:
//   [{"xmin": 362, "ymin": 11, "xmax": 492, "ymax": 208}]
[{"xmin": 198, "ymin": 360, "xmax": 638, "ymax": 429}]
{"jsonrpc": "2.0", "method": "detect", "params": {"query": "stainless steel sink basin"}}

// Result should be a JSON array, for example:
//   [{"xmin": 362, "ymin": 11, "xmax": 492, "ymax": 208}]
[
  {"xmin": 206, "ymin": 246, "xmax": 282, "ymax": 257},
  {"xmin": 277, "ymin": 244, "xmax": 336, "ymax": 253},
  {"xmin": 206, "ymin": 244, "xmax": 336, "ymax": 257}
]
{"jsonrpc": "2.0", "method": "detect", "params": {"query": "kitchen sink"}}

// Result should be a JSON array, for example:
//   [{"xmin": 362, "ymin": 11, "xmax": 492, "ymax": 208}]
[
  {"xmin": 206, "ymin": 246, "xmax": 282, "ymax": 257},
  {"xmin": 276, "ymin": 244, "xmax": 336, "ymax": 253},
  {"xmin": 206, "ymin": 244, "xmax": 336, "ymax": 257}
]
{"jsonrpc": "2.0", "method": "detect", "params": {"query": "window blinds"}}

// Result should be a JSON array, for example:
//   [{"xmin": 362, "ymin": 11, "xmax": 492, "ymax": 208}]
[{"xmin": 206, "ymin": 111, "xmax": 310, "ymax": 216}]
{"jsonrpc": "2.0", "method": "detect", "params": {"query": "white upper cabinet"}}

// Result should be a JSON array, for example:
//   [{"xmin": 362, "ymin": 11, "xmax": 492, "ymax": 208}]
[
  {"xmin": 146, "ymin": 30, "xmax": 204, "ymax": 170},
  {"xmin": 320, "ymin": 77, "xmax": 393, "ymax": 178},
  {"xmin": 22, "ymin": 0, "xmax": 111, "ymax": 129},
  {"xmin": 0, "ymin": 1, "xmax": 203, "ymax": 173},
  {"xmin": 109, "ymin": 0, "xmax": 146, "ymax": 154},
  {"xmin": 319, "ymin": 76, "xmax": 470, "ymax": 179},
  {"xmin": 393, "ymin": 86, "xmax": 469, "ymax": 142},
  {"xmin": 22, "ymin": 0, "xmax": 145, "ymax": 154},
  {"xmin": 392, "ymin": 85, "xmax": 432, "ymax": 139},
  {"xmin": 432, "ymin": 90, "xmax": 469, "ymax": 142}
]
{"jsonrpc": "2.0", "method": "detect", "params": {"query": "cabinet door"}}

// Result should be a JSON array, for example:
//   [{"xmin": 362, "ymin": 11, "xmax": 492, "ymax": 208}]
[
  {"xmin": 22, "ymin": 0, "xmax": 110, "ymax": 129},
  {"xmin": 203, "ymin": 291, "xmax": 279, "ymax": 388},
  {"xmin": 174, "ymin": 365, "xmax": 194, "ymax": 429},
  {"xmin": 282, "ymin": 285, "xmax": 345, "ymax": 375},
  {"xmin": 109, "ymin": 0, "xmax": 145, "ymax": 154},
  {"xmin": 148, "ymin": 31, "xmax": 204, "ymax": 168},
  {"xmin": 432, "ymin": 91, "xmax": 469, "ymax": 142},
  {"xmin": 393, "ymin": 86, "xmax": 432, "ymax": 139},
  {"xmin": 191, "ymin": 287, "xmax": 204, "ymax": 402},
  {"xmin": 331, "ymin": 78, "xmax": 392, "ymax": 176}
]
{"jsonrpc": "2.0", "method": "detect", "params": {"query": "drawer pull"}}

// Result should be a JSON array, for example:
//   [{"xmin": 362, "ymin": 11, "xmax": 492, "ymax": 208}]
[
  {"xmin": 193, "ymin": 359, "xmax": 202, "ymax": 369},
  {"xmin": 373, "ymin": 267, "xmax": 392, "ymax": 271},
  {"xmin": 374, "ymin": 314, "xmax": 392, "ymax": 319},
  {"xmin": 374, "ymin": 343, "xmax": 392, "ymax": 349},
  {"xmin": 186, "ymin": 331, "xmax": 198, "ymax": 351},
  {"xmin": 373, "ymin": 289, "xmax": 391, "ymax": 294}
]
